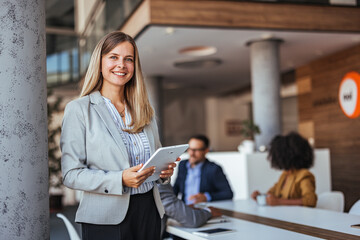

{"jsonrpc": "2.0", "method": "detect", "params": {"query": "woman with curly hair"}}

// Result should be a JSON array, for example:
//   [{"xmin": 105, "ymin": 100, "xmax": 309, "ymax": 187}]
[{"xmin": 251, "ymin": 132, "xmax": 317, "ymax": 207}]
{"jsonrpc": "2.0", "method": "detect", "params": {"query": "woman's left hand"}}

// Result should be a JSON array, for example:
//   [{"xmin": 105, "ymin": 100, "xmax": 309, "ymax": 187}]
[
  {"xmin": 159, "ymin": 157, "xmax": 180, "ymax": 179},
  {"xmin": 266, "ymin": 193, "xmax": 280, "ymax": 206}
]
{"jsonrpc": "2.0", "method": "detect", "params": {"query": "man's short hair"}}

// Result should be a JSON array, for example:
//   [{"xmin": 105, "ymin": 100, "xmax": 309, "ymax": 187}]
[{"xmin": 189, "ymin": 134, "xmax": 210, "ymax": 149}]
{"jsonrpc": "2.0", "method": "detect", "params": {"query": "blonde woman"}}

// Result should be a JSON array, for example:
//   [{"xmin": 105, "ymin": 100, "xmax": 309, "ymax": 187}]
[{"xmin": 60, "ymin": 31, "xmax": 176, "ymax": 240}]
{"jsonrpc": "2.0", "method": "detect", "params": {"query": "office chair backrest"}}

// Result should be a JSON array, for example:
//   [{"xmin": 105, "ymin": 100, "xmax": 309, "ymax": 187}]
[
  {"xmin": 316, "ymin": 191, "xmax": 344, "ymax": 212},
  {"xmin": 56, "ymin": 213, "xmax": 81, "ymax": 240},
  {"xmin": 349, "ymin": 199, "xmax": 360, "ymax": 216}
]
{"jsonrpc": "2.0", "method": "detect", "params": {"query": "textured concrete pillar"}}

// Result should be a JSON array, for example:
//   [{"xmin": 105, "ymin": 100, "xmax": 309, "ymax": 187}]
[
  {"xmin": 146, "ymin": 76, "xmax": 164, "ymax": 141},
  {"xmin": 0, "ymin": 1, "xmax": 49, "ymax": 239},
  {"xmin": 248, "ymin": 39, "xmax": 282, "ymax": 149}
]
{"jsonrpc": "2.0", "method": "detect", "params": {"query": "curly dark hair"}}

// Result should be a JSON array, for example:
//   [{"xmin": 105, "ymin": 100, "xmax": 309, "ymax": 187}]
[{"xmin": 268, "ymin": 132, "xmax": 314, "ymax": 170}]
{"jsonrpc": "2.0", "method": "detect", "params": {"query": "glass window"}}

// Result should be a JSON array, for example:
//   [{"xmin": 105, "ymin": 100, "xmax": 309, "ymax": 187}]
[{"xmin": 46, "ymin": 34, "xmax": 79, "ymax": 86}]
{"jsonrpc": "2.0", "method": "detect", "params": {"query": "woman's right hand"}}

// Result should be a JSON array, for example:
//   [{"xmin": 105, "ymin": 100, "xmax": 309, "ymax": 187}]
[
  {"xmin": 122, "ymin": 164, "xmax": 155, "ymax": 188},
  {"xmin": 251, "ymin": 190, "xmax": 260, "ymax": 201}
]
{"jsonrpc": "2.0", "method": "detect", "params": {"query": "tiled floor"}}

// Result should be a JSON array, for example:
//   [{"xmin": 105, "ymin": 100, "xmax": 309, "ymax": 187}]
[{"xmin": 50, "ymin": 205, "xmax": 81, "ymax": 240}]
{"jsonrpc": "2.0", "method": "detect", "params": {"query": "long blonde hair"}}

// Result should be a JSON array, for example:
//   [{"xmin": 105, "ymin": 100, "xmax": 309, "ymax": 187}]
[{"xmin": 80, "ymin": 31, "xmax": 154, "ymax": 133}]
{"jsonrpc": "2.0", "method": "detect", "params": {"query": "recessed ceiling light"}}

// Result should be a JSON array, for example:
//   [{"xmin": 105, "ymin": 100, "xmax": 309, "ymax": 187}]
[
  {"xmin": 261, "ymin": 33, "xmax": 274, "ymax": 40},
  {"xmin": 174, "ymin": 58, "xmax": 222, "ymax": 69},
  {"xmin": 165, "ymin": 27, "xmax": 175, "ymax": 35},
  {"xmin": 179, "ymin": 46, "xmax": 217, "ymax": 57}
]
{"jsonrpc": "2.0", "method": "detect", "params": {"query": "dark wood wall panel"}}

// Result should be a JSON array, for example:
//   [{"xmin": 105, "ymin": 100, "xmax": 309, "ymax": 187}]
[
  {"xmin": 296, "ymin": 44, "xmax": 360, "ymax": 211},
  {"xmin": 150, "ymin": 1, "xmax": 360, "ymax": 32},
  {"xmin": 298, "ymin": 94, "xmax": 313, "ymax": 122}
]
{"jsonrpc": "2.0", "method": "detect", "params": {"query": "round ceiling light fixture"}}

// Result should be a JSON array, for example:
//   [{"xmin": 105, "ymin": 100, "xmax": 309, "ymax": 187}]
[
  {"xmin": 174, "ymin": 58, "xmax": 222, "ymax": 69},
  {"xmin": 179, "ymin": 46, "xmax": 217, "ymax": 57}
]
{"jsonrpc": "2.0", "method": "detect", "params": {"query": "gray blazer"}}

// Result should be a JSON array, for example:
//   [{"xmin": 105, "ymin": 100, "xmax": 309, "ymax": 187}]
[
  {"xmin": 60, "ymin": 91, "xmax": 165, "ymax": 224},
  {"xmin": 159, "ymin": 184, "xmax": 211, "ymax": 234}
]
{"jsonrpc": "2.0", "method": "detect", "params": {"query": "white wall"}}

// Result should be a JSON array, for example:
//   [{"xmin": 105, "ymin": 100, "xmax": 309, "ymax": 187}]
[
  {"xmin": 205, "ymin": 96, "xmax": 250, "ymax": 151},
  {"xmin": 282, "ymin": 96, "xmax": 298, "ymax": 134},
  {"xmin": 163, "ymin": 96, "xmax": 206, "ymax": 146}
]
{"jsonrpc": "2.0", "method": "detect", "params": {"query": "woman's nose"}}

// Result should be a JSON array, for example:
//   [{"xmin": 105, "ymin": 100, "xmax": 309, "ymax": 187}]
[{"xmin": 117, "ymin": 60, "xmax": 125, "ymax": 69}]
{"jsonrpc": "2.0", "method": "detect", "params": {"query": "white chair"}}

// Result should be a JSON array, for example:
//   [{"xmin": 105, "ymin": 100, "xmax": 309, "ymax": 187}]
[
  {"xmin": 316, "ymin": 191, "xmax": 344, "ymax": 212},
  {"xmin": 56, "ymin": 213, "xmax": 81, "ymax": 240},
  {"xmin": 349, "ymin": 200, "xmax": 360, "ymax": 216}
]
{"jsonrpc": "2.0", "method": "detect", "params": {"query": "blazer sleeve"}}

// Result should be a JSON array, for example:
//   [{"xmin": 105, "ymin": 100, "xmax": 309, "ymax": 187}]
[
  {"xmin": 299, "ymin": 172, "xmax": 317, "ymax": 207},
  {"xmin": 267, "ymin": 184, "xmax": 277, "ymax": 195},
  {"xmin": 207, "ymin": 164, "xmax": 233, "ymax": 201},
  {"xmin": 60, "ymin": 101, "xmax": 125, "ymax": 195},
  {"xmin": 267, "ymin": 173, "xmax": 285, "ymax": 196},
  {"xmin": 159, "ymin": 184, "xmax": 211, "ymax": 228}
]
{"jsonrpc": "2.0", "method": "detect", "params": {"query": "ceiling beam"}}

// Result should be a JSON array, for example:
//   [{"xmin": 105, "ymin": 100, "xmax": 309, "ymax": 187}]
[{"xmin": 121, "ymin": 0, "xmax": 360, "ymax": 37}]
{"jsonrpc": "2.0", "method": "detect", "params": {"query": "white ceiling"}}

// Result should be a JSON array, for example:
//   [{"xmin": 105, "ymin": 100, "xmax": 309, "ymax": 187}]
[{"xmin": 136, "ymin": 26, "xmax": 360, "ymax": 96}]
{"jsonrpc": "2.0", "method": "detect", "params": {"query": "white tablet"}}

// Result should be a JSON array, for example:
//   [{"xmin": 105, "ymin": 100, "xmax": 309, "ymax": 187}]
[{"xmin": 138, "ymin": 144, "xmax": 189, "ymax": 182}]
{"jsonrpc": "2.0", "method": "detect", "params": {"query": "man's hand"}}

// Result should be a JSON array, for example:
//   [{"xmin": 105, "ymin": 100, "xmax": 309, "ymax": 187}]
[
  {"xmin": 122, "ymin": 164, "xmax": 155, "ymax": 188},
  {"xmin": 208, "ymin": 207, "xmax": 222, "ymax": 218},
  {"xmin": 188, "ymin": 193, "xmax": 208, "ymax": 204}
]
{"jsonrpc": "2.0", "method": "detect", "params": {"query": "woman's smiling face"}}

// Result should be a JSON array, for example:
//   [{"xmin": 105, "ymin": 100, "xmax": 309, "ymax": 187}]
[{"xmin": 101, "ymin": 41, "xmax": 135, "ymax": 89}]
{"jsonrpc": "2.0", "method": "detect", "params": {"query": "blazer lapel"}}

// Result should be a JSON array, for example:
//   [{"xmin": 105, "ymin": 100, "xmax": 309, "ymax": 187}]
[
  {"xmin": 282, "ymin": 172, "xmax": 295, "ymax": 199},
  {"xmin": 90, "ymin": 91, "xmax": 129, "ymax": 161},
  {"xmin": 199, "ymin": 160, "xmax": 208, "ymax": 193}
]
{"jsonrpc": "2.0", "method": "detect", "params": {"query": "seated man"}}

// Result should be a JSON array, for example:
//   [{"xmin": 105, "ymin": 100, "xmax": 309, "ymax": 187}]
[
  {"xmin": 159, "ymin": 183, "xmax": 221, "ymax": 237},
  {"xmin": 173, "ymin": 135, "xmax": 233, "ymax": 205}
]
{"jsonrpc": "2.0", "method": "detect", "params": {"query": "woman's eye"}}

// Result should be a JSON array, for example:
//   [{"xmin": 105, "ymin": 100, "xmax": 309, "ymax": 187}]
[
  {"xmin": 126, "ymin": 58, "xmax": 134, "ymax": 62},
  {"xmin": 110, "ymin": 56, "xmax": 117, "ymax": 59}
]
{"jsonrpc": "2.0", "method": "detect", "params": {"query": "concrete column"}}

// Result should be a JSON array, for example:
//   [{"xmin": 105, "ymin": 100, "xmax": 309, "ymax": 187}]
[
  {"xmin": 146, "ymin": 76, "xmax": 164, "ymax": 141},
  {"xmin": 247, "ymin": 39, "xmax": 282, "ymax": 149},
  {"xmin": 0, "ymin": 1, "xmax": 49, "ymax": 239}
]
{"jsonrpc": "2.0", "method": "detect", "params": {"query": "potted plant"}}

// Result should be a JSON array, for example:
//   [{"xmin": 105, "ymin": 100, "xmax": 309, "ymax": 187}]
[
  {"xmin": 240, "ymin": 119, "xmax": 260, "ymax": 140},
  {"xmin": 48, "ymin": 89, "xmax": 63, "ymax": 212},
  {"xmin": 238, "ymin": 119, "xmax": 261, "ymax": 153}
]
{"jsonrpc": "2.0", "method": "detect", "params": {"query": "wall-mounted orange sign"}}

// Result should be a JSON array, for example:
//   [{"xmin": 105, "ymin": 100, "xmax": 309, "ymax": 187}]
[{"xmin": 339, "ymin": 71, "xmax": 360, "ymax": 119}]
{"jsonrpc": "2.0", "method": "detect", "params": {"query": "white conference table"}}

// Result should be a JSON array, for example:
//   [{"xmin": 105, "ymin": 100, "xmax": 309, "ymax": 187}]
[
  {"xmin": 167, "ymin": 216, "xmax": 322, "ymax": 240},
  {"xmin": 166, "ymin": 199, "xmax": 360, "ymax": 240}
]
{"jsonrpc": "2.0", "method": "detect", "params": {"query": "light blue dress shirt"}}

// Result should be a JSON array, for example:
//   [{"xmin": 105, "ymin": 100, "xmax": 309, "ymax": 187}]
[
  {"xmin": 185, "ymin": 161, "xmax": 212, "ymax": 204},
  {"xmin": 102, "ymin": 96, "xmax": 154, "ymax": 195}
]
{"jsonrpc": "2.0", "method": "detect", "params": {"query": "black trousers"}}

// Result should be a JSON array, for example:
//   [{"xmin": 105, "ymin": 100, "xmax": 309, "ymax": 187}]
[{"xmin": 81, "ymin": 189, "xmax": 161, "ymax": 240}]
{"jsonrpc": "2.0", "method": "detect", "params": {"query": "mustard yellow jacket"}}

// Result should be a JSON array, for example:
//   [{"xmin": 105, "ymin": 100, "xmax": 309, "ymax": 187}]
[{"xmin": 268, "ymin": 169, "xmax": 317, "ymax": 207}]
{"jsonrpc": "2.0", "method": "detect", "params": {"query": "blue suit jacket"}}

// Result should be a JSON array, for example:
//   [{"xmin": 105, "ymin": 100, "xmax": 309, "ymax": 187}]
[{"xmin": 173, "ymin": 159, "xmax": 233, "ymax": 202}]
